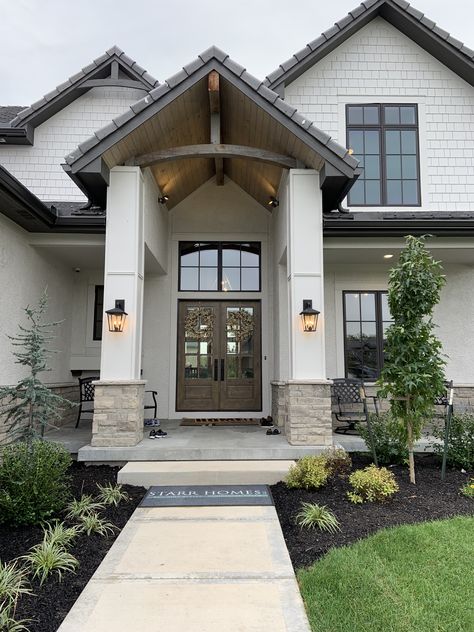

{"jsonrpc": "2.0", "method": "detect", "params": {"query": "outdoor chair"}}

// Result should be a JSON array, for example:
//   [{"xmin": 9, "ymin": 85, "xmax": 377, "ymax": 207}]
[
  {"xmin": 332, "ymin": 377, "xmax": 379, "ymax": 435},
  {"xmin": 75, "ymin": 376, "xmax": 158, "ymax": 428}
]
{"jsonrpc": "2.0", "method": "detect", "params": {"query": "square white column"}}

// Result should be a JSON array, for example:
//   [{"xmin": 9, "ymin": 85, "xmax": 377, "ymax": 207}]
[
  {"xmin": 287, "ymin": 169, "xmax": 326, "ymax": 381},
  {"xmin": 100, "ymin": 167, "xmax": 144, "ymax": 381}
]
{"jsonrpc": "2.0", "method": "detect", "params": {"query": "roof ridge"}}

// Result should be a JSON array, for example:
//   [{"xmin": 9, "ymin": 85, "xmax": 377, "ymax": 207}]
[
  {"xmin": 64, "ymin": 47, "xmax": 358, "ymax": 172},
  {"xmin": 9, "ymin": 45, "xmax": 160, "ymax": 128},
  {"xmin": 265, "ymin": 0, "xmax": 474, "ymax": 88}
]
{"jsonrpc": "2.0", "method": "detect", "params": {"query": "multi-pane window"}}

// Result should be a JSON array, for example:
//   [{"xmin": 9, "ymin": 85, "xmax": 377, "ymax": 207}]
[
  {"xmin": 346, "ymin": 104, "xmax": 420, "ymax": 207},
  {"xmin": 179, "ymin": 242, "xmax": 260, "ymax": 292},
  {"xmin": 93, "ymin": 285, "xmax": 104, "ymax": 341},
  {"xmin": 343, "ymin": 291, "xmax": 393, "ymax": 380}
]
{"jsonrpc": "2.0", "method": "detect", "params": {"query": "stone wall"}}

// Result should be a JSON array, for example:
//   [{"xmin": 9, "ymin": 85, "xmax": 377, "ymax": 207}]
[
  {"xmin": 91, "ymin": 380, "xmax": 145, "ymax": 447},
  {"xmin": 0, "ymin": 382, "xmax": 79, "ymax": 445}
]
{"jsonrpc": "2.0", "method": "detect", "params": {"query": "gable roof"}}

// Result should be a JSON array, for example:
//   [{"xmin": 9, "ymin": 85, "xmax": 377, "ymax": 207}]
[
  {"xmin": 265, "ymin": 0, "xmax": 474, "ymax": 90},
  {"xmin": 0, "ymin": 106, "xmax": 25, "ymax": 125},
  {"xmin": 1, "ymin": 46, "xmax": 159, "ymax": 143},
  {"xmin": 62, "ymin": 46, "xmax": 360, "ymax": 212}
]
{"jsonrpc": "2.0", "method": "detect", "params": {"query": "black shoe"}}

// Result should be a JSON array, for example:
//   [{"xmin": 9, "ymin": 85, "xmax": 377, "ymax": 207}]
[
  {"xmin": 261, "ymin": 416, "xmax": 274, "ymax": 427},
  {"xmin": 266, "ymin": 428, "xmax": 273, "ymax": 435},
  {"xmin": 272, "ymin": 428, "xmax": 281, "ymax": 435},
  {"xmin": 155, "ymin": 429, "xmax": 168, "ymax": 438},
  {"xmin": 148, "ymin": 430, "xmax": 156, "ymax": 439}
]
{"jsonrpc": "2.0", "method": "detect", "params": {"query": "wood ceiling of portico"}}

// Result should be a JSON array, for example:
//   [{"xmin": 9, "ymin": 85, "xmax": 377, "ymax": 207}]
[{"xmin": 101, "ymin": 74, "xmax": 324, "ymax": 209}]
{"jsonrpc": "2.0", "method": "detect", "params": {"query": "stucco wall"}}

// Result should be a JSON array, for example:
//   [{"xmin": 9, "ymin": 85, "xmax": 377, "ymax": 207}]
[
  {"xmin": 0, "ymin": 87, "xmax": 146, "ymax": 202},
  {"xmin": 324, "ymin": 260, "xmax": 474, "ymax": 384},
  {"xmin": 0, "ymin": 214, "xmax": 74, "ymax": 385},
  {"xmin": 284, "ymin": 17, "xmax": 474, "ymax": 212}
]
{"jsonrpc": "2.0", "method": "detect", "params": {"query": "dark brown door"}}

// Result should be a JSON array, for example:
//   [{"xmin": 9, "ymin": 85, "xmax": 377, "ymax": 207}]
[{"xmin": 177, "ymin": 301, "xmax": 261, "ymax": 412}]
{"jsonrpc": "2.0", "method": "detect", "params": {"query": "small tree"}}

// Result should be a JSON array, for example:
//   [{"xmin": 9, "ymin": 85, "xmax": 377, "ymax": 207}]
[
  {"xmin": 378, "ymin": 235, "xmax": 446, "ymax": 484},
  {"xmin": 0, "ymin": 290, "xmax": 74, "ymax": 442}
]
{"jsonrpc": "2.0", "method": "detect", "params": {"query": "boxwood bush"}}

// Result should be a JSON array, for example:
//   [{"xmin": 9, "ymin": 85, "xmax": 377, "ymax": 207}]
[
  {"xmin": 347, "ymin": 464, "xmax": 399, "ymax": 503},
  {"xmin": 286, "ymin": 455, "xmax": 330, "ymax": 490},
  {"xmin": 0, "ymin": 440, "xmax": 72, "ymax": 525}
]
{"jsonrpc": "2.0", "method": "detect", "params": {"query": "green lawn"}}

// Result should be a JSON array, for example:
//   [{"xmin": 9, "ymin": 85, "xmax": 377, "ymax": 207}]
[{"xmin": 298, "ymin": 517, "xmax": 474, "ymax": 632}]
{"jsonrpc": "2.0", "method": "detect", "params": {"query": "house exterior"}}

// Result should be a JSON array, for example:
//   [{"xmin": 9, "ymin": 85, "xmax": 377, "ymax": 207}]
[{"xmin": 1, "ymin": 0, "xmax": 474, "ymax": 450}]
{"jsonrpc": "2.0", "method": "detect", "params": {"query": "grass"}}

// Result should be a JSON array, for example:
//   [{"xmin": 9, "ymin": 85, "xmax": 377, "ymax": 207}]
[{"xmin": 298, "ymin": 517, "xmax": 474, "ymax": 632}]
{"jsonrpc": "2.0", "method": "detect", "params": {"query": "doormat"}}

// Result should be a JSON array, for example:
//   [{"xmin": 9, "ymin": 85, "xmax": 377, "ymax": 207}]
[
  {"xmin": 140, "ymin": 485, "xmax": 274, "ymax": 507},
  {"xmin": 181, "ymin": 418, "xmax": 260, "ymax": 426}
]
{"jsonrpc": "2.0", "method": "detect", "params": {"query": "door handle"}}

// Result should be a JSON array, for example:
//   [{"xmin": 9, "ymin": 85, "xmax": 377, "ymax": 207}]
[
  {"xmin": 214, "ymin": 359, "xmax": 218, "ymax": 381},
  {"xmin": 220, "ymin": 358, "xmax": 225, "ymax": 381}
]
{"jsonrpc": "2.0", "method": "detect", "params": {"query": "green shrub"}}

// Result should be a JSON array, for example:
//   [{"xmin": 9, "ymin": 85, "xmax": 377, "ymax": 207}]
[
  {"xmin": 78, "ymin": 513, "xmax": 115, "ymax": 537},
  {"xmin": 431, "ymin": 414, "xmax": 474, "ymax": 470},
  {"xmin": 22, "ymin": 540, "xmax": 78, "ymax": 586},
  {"xmin": 322, "ymin": 447, "xmax": 352, "ymax": 476},
  {"xmin": 0, "ymin": 440, "xmax": 72, "ymax": 526},
  {"xmin": 286, "ymin": 455, "xmax": 330, "ymax": 490},
  {"xmin": 66, "ymin": 495, "xmax": 104, "ymax": 520},
  {"xmin": 43, "ymin": 522, "xmax": 80, "ymax": 549},
  {"xmin": 460, "ymin": 479, "xmax": 474, "ymax": 499},
  {"xmin": 347, "ymin": 464, "xmax": 399, "ymax": 503},
  {"xmin": 96, "ymin": 483, "xmax": 129, "ymax": 506},
  {"xmin": 359, "ymin": 413, "xmax": 408, "ymax": 465},
  {"xmin": 296, "ymin": 502, "xmax": 340, "ymax": 533}
]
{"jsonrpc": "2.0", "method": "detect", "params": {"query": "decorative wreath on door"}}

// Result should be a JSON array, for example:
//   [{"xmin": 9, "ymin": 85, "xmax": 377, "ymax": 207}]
[
  {"xmin": 226, "ymin": 309, "xmax": 254, "ymax": 342},
  {"xmin": 184, "ymin": 307, "xmax": 215, "ymax": 340}
]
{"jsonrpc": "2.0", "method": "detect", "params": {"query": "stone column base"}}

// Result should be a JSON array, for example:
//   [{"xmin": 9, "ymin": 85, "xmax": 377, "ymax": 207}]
[
  {"xmin": 271, "ymin": 380, "xmax": 333, "ymax": 446},
  {"xmin": 91, "ymin": 380, "xmax": 146, "ymax": 447}
]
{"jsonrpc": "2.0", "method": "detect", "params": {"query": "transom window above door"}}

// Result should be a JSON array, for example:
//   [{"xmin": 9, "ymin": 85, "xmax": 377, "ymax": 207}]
[
  {"xmin": 179, "ymin": 242, "xmax": 261, "ymax": 292},
  {"xmin": 346, "ymin": 104, "xmax": 420, "ymax": 207}
]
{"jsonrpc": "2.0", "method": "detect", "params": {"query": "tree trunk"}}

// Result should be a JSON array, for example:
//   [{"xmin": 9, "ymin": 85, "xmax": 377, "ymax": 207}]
[{"xmin": 407, "ymin": 418, "xmax": 416, "ymax": 485}]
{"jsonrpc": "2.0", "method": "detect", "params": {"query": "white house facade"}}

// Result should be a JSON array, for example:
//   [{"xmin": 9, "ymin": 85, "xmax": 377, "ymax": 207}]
[{"xmin": 1, "ymin": 0, "xmax": 474, "ymax": 451}]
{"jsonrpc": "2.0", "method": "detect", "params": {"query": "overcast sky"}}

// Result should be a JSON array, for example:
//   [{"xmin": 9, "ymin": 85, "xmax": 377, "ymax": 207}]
[{"xmin": 1, "ymin": 0, "xmax": 473, "ymax": 105}]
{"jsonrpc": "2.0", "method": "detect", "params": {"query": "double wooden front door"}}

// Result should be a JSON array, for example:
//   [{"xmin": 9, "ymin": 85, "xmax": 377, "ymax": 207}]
[{"xmin": 177, "ymin": 301, "xmax": 261, "ymax": 411}]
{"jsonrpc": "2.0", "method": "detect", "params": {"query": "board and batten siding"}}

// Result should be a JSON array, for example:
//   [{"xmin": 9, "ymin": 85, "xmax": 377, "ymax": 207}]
[
  {"xmin": 284, "ymin": 17, "xmax": 474, "ymax": 212},
  {"xmin": 0, "ymin": 87, "xmax": 147, "ymax": 202}
]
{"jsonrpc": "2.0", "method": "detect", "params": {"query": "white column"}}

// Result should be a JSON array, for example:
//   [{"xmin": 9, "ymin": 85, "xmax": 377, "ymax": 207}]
[
  {"xmin": 100, "ymin": 167, "xmax": 144, "ymax": 380},
  {"xmin": 287, "ymin": 169, "xmax": 326, "ymax": 380}
]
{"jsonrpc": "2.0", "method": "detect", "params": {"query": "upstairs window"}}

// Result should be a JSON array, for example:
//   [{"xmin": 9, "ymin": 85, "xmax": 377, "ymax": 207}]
[
  {"xmin": 346, "ymin": 104, "xmax": 420, "ymax": 207},
  {"xmin": 179, "ymin": 242, "xmax": 261, "ymax": 292}
]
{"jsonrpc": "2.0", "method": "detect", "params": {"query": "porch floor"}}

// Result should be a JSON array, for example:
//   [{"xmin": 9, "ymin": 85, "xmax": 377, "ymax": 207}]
[{"xmin": 46, "ymin": 419, "xmax": 434, "ymax": 462}]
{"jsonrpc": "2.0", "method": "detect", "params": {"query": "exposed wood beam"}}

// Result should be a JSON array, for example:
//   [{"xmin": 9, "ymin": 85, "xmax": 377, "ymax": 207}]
[
  {"xmin": 134, "ymin": 144, "xmax": 298, "ymax": 169},
  {"xmin": 110, "ymin": 60, "xmax": 119, "ymax": 80},
  {"xmin": 81, "ymin": 78, "xmax": 149, "ymax": 89},
  {"xmin": 208, "ymin": 71, "xmax": 223, "ymax": 185}
]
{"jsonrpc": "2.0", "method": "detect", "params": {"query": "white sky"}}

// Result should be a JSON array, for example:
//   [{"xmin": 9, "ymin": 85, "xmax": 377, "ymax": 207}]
[{"xmin": 1, "ymin": 0, "xmax": 473, "ymax": 105}]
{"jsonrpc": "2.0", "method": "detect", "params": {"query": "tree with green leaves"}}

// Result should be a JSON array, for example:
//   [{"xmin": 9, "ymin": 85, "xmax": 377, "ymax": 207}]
[
  {"xmin": 0, "ymin": 290, "xmax": 75, "ymax": 443},
  {"xmin": 378, "ymin": 235, "xmax": 446, "ymax": 484}
]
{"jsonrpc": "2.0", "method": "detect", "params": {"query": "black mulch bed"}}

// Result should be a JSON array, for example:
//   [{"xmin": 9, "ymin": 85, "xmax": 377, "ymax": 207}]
[
  {"xmin": 271, "ymin": 453, "xmax": 473, "ymax": 570},
  {"xmin": 0, "ymin": 463, "xmax": 145, "ymax": 632}
]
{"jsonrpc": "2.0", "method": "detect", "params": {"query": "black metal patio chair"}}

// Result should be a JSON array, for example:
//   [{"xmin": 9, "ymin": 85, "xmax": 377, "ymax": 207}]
[
  {"xmin": 332, "ymin": 378, "xmax": 377, "ymax": 435},
  {"xmin": 75, "ymin": 376, "xmax": 158, "ymax": 428}
]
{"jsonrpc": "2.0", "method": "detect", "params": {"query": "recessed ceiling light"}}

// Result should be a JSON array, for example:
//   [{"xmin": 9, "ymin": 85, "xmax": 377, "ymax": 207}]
[{"xmin": 384, "ymin": 254, "xmax": 394, "ymax": 259}]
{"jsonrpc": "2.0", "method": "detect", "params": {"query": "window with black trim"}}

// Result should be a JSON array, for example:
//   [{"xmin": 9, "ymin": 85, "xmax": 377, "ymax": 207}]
[
  {"xmin": 346, "ymin": 104, "xmax": 420, "ymax": 206},
  {"xmin": 179, "ymin": 242, "xmax": 261, "ymax": 292},
  {"xmin": 343, "ymin": 291, "xmax": 393, "ymax": 380},
  {"xmin": 93, "ymin": 285, "xmax": 104, "ymax": 341}
]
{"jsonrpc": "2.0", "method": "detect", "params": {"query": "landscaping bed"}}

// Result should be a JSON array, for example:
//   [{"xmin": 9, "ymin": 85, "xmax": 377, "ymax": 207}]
[
  {"xmin": 271, "ymin": 453, "xmax": 473, "ymax": 569},
  {"xmin": 0, "ymin": 462, "xmax": 144, "ymax": 632}
]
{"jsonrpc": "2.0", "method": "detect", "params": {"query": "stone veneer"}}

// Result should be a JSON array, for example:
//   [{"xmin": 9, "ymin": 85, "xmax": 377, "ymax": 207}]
[
  {"xmin": 271, "ymin": 380, "xmax": 333, "ymax": 446},
  {"xmin": 91, "ymin": 380, "xmax": 146, "ymax": 447},
  {"xmin": 0, "ymin": 382, "xmax": 80, "ymax": 445}
]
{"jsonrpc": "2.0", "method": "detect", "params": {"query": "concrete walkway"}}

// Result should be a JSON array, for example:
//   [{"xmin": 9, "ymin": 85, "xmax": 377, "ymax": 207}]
[{"xmin": 58, "ymin": 503, "xmax": 311, "ymax": 632}]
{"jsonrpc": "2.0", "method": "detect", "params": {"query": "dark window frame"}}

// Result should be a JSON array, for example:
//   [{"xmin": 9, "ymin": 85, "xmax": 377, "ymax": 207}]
[
  {"xmin": 93, "ymin": 285, "xmax": 104, "ymax": 341},
  {"xmin": 346, "ymin": 103, "xmax": 421, "ymax": 207},
  {"xmin": 342, "ymin": 290, "xmax": 392, "ymax": 380},
  {"xmin": 178, "ymin": 242, "xmax": 261, "ymax": 293}
]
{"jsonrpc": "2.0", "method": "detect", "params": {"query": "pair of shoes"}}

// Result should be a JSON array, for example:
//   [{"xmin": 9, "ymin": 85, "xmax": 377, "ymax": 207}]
[
  {"xmin": 149, "ymin": 429, "xmax": 168, "ymax": 439},
  {"xmin": 260, "ymin": 416, "xmax": 274, "ymax": 427},
  {"xmin": 266, "ymin": 428, "xmax": 281, "ymax": 436},
  {"xmin": 144, "ymin": 418, "xmax": 160, "ymax": 427}
]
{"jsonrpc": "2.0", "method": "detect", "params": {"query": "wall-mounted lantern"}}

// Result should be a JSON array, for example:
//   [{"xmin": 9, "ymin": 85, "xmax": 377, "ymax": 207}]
[
  {"xmin": 105, "ymin": 299, "xmax": 127, "ymax": 333},
  {"xmin": 268, "ymin": 197, "xmax": 279, "ymax": 208},
  {"xmin": 158, "ymin": 195, "xmax": 169, "ymax": 205},
  {"xmin": 300, "ymin": 299, "xmax": 320, "ymax": 332}
]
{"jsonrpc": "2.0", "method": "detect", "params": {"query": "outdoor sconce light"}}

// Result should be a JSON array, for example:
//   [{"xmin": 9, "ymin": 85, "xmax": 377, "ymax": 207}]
[
  {"xmin": 268, "ymin": 197, "xmax": 279, "ymax": 208},
  {"xmin": 300, "ymin": 300, "xmax": 320, "ymax": 332},
  {"xmin": 105, "ymin": 300, "xmax": 128, "ymax": 333},
  {"xmin": 158, "ymin": 195, "xmax": 169, "ymax": 204}
]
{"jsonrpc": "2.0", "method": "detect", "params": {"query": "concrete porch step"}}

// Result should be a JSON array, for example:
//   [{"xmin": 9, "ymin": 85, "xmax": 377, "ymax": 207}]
[{"xmin": 117, "ymin": 460, "xmax": 295, "ymax": 488}]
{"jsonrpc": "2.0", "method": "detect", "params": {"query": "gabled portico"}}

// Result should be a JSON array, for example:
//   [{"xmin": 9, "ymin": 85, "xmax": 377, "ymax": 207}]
[{"xmin": 63, "ymin": 47, "xmax": 359, "ymax": 449}]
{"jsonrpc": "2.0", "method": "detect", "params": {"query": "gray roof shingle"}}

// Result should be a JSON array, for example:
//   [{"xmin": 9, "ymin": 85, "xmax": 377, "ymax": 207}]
[
  {"xmin": 265, "ymin": 0, "xmax": 474, "ymax": 89},
  {"xmin": 0, "ymin": 106, "xmax": 26, "ymax": 126}
]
